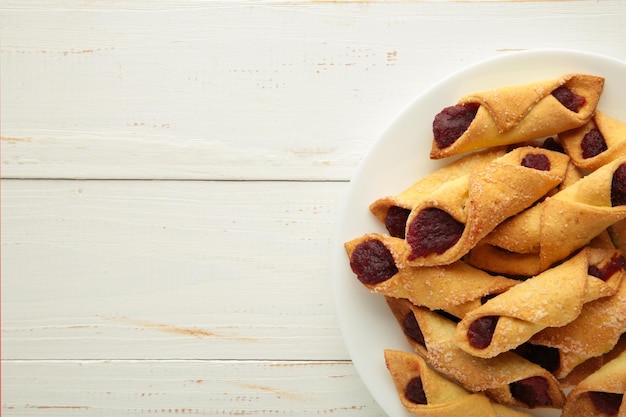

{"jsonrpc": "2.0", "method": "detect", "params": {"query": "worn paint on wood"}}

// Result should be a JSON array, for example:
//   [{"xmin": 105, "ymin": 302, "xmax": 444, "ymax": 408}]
[{"xmin": 2, "ymin": 1, "xmax": 626, "ymax": 180}]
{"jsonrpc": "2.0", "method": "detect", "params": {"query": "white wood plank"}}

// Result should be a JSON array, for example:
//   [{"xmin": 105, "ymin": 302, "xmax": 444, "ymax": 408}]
[
  {"xmin": 1, "ymin": 179, "xmax": 357, "ymax": 361},
  {"xmin": 2, "ymin": 1, "xmax": 626, "ymax": 180},
  {"xmin": 1, "ymin": 359, "xmax": 383, "ymax": 416}
]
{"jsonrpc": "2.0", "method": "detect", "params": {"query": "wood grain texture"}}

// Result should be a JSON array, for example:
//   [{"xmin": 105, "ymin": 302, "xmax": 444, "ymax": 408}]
[
  {"xmin": 1, "ymin": 179, "xmax": 350, "ymax": 361},
  {"xmin": 3, "ymin": 1, "xmax": 626, "ymax": 180},
  {"xmin": 2, "ymin": 360, "xmax": 383, "ymax": 416},
  {"xmin": 3, "ymin": 1, "xmax": 626, "ymax": 416}
]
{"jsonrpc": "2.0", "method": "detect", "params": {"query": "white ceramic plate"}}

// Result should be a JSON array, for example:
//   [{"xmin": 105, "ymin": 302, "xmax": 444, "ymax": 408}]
[{"xmin": 332, "ymin": 49, "xmax": 626, "ymax": 417}]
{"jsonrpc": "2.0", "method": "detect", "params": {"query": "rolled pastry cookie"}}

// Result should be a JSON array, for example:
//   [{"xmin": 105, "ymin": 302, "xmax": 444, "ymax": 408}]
[
  {"xmin": 344, "ymin": 233, "xmax": 409, "ymax": 299},
  {"xmin": 529, "ymin": 268, "xmax": 626, "ymax": 381},
  {"xmin": 463, "ymin": 160, "xmax": 584, "ymax": 277},
  {"xmin": 430, "ymin": 73, "xmax": 604, "ymax": 159},
  {"xmin": 386, "ymin": 297, "xmax": 566, "ymax": 409},
  {"xmin": 471, "ymin": 156, "xmax": 626, "ymax": 275},
  {"xmin": 560, "ymin": 334, "xmax": 626, "ymax": 388},
  {"xmin": 344, "ymin": 233, "xmax": 518, "ymax": 317},
  {"xmin": 559, "ymin": 111, "xmax": 626, "ymax": 171},
  {"xmin": 562, "ymin": 350, "xmax": 626, "ymax": 417},
  {"xmin": 370, "ymin": 147, "xmax": 506, "ymax": 238},
  {"xmin": 383, "ymin": 349, "xmax": 533, "ymax": 417},
  {"xmin": 453, "ymin": 247, "xmax": 624, "ymax": 359},
  {"xmin": 404, "ymin": 147, "xmax": 570, "ymax": 267}
]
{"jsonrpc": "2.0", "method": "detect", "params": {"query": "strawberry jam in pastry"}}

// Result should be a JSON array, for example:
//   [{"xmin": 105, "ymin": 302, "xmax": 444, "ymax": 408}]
[
  {"xmin": 562, "ymin": 350, "xmax": 626, "ymax": 417},
  {"xmin": 404, "ymin": 147, "xmax": 569, "ymax": 267},
  {"xmin": 455, "ymin": 247, "xmax": 625, "ymax": 359},
  {"xmin": 369, "ymin": 148, "xmax": 507, "ymax": 239},
  {"xmin": 467, "ymin": 316, "xmax": 499, "ymax": 349},
  {"xmin": 510, "ymin": 377, "xmax": 553, "ymax": 408},
  {"xmin": 403, "ymin": 311, "xmax": 426, "ymax": 346},
  {"xmin": 345, "ymin": 234, "xmax": 518, "ymax": 317},
  {"xmin": 433, "ymin": 103, "xmax": 480, "ymax": 149},
  {"xmin": 471, "ymin": 157, "xmax": 626, "ymax": 276},
  {"xmin": 581, "ymin": 128, "xmax": 608, "ymax": 158},
  {"xmin": 349, "ymin": 239, "xmax": 398, "ymax": 285},
  {"xmin": 521, "ymin": 153, "xmax": 551, "ymax": 170},
  {"xmin": 386, "ymin": 298, "xmax": 566, "ymax": 409},
  {"xmin": 430, "ymin": 73, "xmax": 604, "ymax": 159},
  {"xmin": 340, "ymin": 70, "xmax": 626, "ymax": 417},
  {"xmin": 529, "ymin": 272, "xmax": 626, "ymax": 381},
  {"xmin": 588, "ymin": 252, "xmax": 626, "ymax": 281},
  {"xmin": 559, "ymin": 111, "xmax": 626, "ymax": 171},
  {"xmin": 405, "ymin": 376, "xmax": 428, "ymax": 404},
  {"xmin": 384, "ymin": 206, "xmax": 411, "ymax": 238},
  {"xmin": 406, "ymin": 207, "xmax": 465, "ymax": 259},
  {"xmin": 589, "ymin": 392, "xmax": 623, "ymax": 415},
  {"xmin": 433, "ymin": 86, "xmax": 586, "ymax": 150},
  {"xmin": 384, "ymin": 349, "xmax": 535, "ymax": 417},
  {"xmin": 612, "ymin": 163, "xmax": 626, "ymax": 206},
  {"xmin": 551, "ymin": 86, "xmax": 586, "ymax": 112}
]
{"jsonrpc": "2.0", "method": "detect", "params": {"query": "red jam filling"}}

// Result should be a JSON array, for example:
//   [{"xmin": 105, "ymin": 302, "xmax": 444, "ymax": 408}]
[
  {"xmin": 467, "ymin": 316, "xmax": 498, "ymax": 349},
  {"xmin": 521, "ymin": 153, "xmax": 551, "ymax": 171},
  {"xmin": 349, "ymin": 240, "xmax": 398, "ymax": 285},
  {"xmin": 432, "ymin": 103, "xmax": 480, "ymax": 149},
  {"xmin": 405, "ymin": 377, "xmax": 428, "ymax": 405},
  {"xmin": 552, "ymin": 86, "xmax": 586, "ymax": 112},
  {"xmin": 406, "ymin": 208, "xmax": 464, "ymax": 260},
  {"xmin": 403, "ymin": 312, "xmax": 426, "ymax": 347},
  {"xmin": 510, "ymin": 376, "xmax": 552, "ymax": 408},
  {"xmin": 514, "ymin": 343, "xmax": 561, "ymax": 373},
  {"xmin": 385, "ymin": 206, "xmax": 411, "ymax": 239},
  {"xmin": 611, "ymin": 163, "xmax": 626, "ymax": 207},
  {"xmin": 581, "ymin": 128, "xmax": 608, "ymax": 159},
  {"xmin": 588, "ymin": 254, "xmax": 626, "ymax": 282},
  {"xmin": 589, "ymin": 391, "xmax": 623, "ymax": 416}
]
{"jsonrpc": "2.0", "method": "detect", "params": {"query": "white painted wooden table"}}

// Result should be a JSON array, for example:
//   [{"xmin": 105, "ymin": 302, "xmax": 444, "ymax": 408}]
[{"xmin": 2, "ymin": 1, "xmax": 626, "ymax": 415}]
